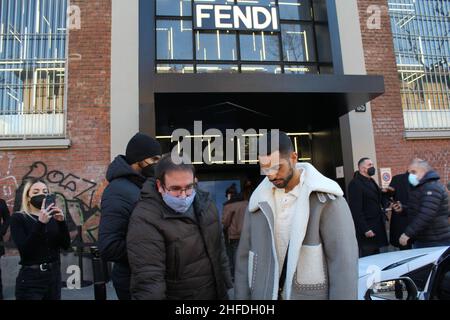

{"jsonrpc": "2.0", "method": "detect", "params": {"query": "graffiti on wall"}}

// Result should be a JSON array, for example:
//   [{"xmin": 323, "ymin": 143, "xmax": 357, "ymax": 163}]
[
  {"xmin": 0, "ymin": 154, "xmax": 19, "ymax": 208},
  {"xmin": 10, "ymin": 161, "xmax": 104, "ymax": 245}
]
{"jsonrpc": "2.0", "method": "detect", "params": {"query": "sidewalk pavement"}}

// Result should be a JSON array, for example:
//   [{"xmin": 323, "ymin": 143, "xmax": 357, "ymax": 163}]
[
  {"xmin": 1, "ymin": 254, "xmax": 118, "ymax": 300},
  {"xmin": 3, "ymin": 280, "xmax": 119, "ymax": 300}
]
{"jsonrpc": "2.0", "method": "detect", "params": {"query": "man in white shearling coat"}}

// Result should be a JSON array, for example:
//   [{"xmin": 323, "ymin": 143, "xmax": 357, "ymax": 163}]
[{"xmin": 234, "ymin": 132, "xmax": 359, "ymax": 300}]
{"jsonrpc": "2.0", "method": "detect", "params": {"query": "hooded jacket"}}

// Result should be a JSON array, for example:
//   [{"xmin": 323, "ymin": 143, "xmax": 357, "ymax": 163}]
[
  {"xmin": 127, "ymin": 179, "xmax": 233, "ymax": 300},
  {"xmin": 98, "ymin": 155, "xmax": 146, "ymax": 294},
  {"xmin": 234, "ymin": 163, "xmax": 359, "ymax": 300}
]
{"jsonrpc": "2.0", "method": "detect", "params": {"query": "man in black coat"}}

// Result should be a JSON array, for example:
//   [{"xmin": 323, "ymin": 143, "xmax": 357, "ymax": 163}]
[
  {"xmin": 399, "ymin": 159, "xmax": 450, "ymax": 249},
  {"xmin": 98, "ymin": 133, "xmax": 162, "ymax": 300},
  {"xmin": 348, "ymin": 158, "xmax": 389, "ymax": 257},
  {"xmin": 0, "ymin": 198, "xmax": 11, "ymax": 300},
  {"xmin": 389, "ymin": 172, "xmax": 413, "ymax": 250},
  {"xmin": 127, "ymin": 155, "xmax": 232, "ymax": 300}
]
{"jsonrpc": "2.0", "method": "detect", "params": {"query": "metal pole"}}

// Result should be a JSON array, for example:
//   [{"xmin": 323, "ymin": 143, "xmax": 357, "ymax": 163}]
[
  {"xmin": 90, "ymin": 246, "xmax": 107, "ymax": 300},
  {"xmin": 77, "ymin": 225, "xmax": 84, "ymax": 285}
]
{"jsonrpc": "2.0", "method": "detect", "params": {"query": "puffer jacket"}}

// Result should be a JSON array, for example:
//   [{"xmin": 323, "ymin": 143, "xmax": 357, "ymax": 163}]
[
  {"xmin": 127, "ymin": 179, "xmax": 233, "ymax": 300},
  {"xmin": 405, "ymin": 170, "xmax": 450, "ymax": 243},
  {"xmin": 98, "ymin": 155, "xmax": 147, "ymax": 298}
]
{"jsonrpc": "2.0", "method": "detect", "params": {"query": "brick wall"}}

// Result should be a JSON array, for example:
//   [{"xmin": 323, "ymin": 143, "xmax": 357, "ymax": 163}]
[
  {"xmin": 357, "ymin": 0, "xmax": 450, "ymax": 186},
  {"xmin": 0, "ymin": 0, "xmax": 111, "ymax": 249}
]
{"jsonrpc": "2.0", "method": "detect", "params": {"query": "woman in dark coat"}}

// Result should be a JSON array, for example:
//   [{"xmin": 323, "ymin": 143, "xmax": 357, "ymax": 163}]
[
  {"xmin": 0, "ymin": 198, "xmax": 11, "ymax": 300},
  {"xmin": 10, "ymin": 179, "xmax": 70, "ymax": 300}
]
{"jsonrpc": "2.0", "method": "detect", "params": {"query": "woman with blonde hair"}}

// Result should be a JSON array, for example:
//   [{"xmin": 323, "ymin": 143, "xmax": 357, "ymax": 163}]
[{"xmin": 10, "ymin": 178, "xmax": 70, "ymax": 300}]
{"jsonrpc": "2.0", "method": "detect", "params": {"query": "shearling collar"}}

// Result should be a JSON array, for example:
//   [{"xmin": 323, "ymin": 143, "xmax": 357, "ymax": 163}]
[{"xmin": 249, "ymin": 162, "xmax": 343, "ymax": 212}]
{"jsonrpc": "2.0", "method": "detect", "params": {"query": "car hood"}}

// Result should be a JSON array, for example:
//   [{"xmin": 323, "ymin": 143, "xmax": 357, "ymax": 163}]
[{"xmin": 358, "ymin": 246, "xmax": 449, "ymax": 278}]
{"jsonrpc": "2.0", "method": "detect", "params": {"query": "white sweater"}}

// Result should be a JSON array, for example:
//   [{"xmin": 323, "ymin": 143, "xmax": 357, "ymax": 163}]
[{"xmin": 273, "ymin": 169, "xmax": 305, "ymax": 275}]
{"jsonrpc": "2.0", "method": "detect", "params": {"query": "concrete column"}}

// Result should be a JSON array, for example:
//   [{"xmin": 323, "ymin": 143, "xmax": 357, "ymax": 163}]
[
  {"xmin": 340, "ymin": 106, "xmax": 379, "ymax": 187},
  {"xmin": 111, "ymin": 0, "xmax": 140, "ymax": 160},
  {"xmin": 328, "ymin": 0, "xmax": 379, "ymax": 189}
]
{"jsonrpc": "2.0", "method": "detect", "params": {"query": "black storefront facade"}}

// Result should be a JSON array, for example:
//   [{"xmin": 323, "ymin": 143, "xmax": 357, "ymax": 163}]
[{"xmin": 138, "ymin": 0, "xmax": 385, "ymax": 200}]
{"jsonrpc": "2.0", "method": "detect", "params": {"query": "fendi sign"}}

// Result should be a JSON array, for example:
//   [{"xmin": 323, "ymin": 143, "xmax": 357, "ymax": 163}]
[{"xmin": 194, "ymin": 4, "xmax": 280, "ymax": 32}]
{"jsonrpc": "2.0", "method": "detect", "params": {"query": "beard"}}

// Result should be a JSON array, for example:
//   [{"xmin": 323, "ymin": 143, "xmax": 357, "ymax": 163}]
[{"xmin": 270, "ymin": 163, "xmax": 295, "ymax": 189}]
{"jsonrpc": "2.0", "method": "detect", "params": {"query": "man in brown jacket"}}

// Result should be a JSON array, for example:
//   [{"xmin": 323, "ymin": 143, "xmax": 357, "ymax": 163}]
[
  {"xmin": 222, "ymin": 181, "xmax": 252, "ymax": 277},
  {"xmin": 127, "ymin": 155, "xmax": 232, "ymax": 300}
]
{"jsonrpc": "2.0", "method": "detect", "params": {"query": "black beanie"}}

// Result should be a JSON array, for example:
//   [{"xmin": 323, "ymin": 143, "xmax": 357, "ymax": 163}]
[{"xmin": 125, "ymin": 133, "xmax": 162, "ymax": 165}]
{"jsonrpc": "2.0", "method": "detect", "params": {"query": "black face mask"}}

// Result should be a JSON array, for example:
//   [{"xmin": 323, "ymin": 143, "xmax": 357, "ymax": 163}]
[
  {"xmin": 367, "ymin": 167, "xmax": 376, "ymax": 177},
  {"xmin": 30, "ymin": 194, "xmax": 46, "ymax": 210},
  {"xmin": 140, "ymin": 163, "xmax": 156, "ymax": 178}
]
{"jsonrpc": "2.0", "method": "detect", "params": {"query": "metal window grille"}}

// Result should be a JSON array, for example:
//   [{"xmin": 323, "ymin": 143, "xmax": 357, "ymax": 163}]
[
  {"xmin": 388, "ymin": 0, "xmax": 450, "ymax": 131},
  {"xmin": 0, "ymin": 0, "xmax": 68, "ymax": 139}
]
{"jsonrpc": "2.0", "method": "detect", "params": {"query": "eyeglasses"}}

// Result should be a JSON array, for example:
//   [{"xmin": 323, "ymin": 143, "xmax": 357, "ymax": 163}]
[
  {"xmin": 261, "ymin": 165, "xmax": 280, "ymax": 176},
  {"xmin": 143, "ymin": 156, "xmax": 161, "ymax": 166},
  {"xmin": 164, "ymin": 183, "xmax": 196, "ymax": 196}
]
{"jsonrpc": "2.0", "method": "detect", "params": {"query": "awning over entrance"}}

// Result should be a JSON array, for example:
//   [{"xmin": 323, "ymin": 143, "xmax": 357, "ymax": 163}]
[{"xmin": 153, "ymin": 73, "xmax": 385, "ymax": 117}]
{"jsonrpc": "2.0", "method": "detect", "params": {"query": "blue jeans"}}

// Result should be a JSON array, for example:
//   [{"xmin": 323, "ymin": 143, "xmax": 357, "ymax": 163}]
[{"xmin": 412, "ymin": 241, "xmax": 450, "ymax": 249}]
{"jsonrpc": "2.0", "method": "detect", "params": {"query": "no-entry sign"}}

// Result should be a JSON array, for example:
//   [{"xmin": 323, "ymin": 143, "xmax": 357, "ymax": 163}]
[{"xmin": 380, "ymin": 168, "xmax": 392, "ymax": 188}]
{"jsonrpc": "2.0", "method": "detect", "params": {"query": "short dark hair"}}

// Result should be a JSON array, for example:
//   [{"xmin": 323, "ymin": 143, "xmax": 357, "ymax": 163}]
[
  {"xmin": 358, "ymin": 157, "xmax": 370, "ymax": 168},
  {"xmin": 259, "ymin": 131, "xmax": 294, "ymax": 159},
  {"xmin": 155, "ymin": 155, "xmax": 196, "ymax": 185},
  {"xmin": 225, "ymin": 183, "xmax": 238, "ymax": 198}
]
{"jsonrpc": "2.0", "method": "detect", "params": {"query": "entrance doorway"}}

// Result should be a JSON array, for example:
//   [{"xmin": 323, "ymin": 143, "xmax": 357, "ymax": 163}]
[
  {"xmin": 197, "ymin": 179, "xmax": 241, "ymax": 219},
  {"xmin": 155, "ymin": 92, "xmax": 346, "ymax": 209}
]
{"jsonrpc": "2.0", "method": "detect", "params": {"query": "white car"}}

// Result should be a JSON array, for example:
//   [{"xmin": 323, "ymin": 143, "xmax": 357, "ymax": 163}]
[{"xmin": 358, "ymin": 246, "xmax": 450, "ymax": 300}]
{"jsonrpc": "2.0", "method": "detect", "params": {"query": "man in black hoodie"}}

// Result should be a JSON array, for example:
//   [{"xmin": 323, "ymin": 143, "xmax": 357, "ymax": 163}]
[{"xmin": 98, "ymin": 133, "xmax": 162, "ymax": 300}]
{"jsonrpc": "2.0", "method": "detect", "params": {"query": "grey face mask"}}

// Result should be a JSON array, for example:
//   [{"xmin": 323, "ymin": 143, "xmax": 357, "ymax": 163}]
[{"xmin": 162, "ymin": 190, "xmax": 196, "ymax": 214}]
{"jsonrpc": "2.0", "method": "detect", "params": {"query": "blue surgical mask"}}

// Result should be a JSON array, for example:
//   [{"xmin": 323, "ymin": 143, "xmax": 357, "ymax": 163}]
[
  {"xmin": 408, "ymin": 173, "xmax": 420, "ymax": 187},
  {"xmin": 162, "ymin": 190, "xmax": 196, "ymax": 214}
]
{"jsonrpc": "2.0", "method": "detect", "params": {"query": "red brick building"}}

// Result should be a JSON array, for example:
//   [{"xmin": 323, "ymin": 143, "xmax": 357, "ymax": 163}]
[
  {"xmin": 357, "ymin": 0, "xmax": 450, "ymax": 184},
  {"xmin": 0, "ymin": 0, "xmax": 111, "ymax": 246},
  {"xmin": 0, "ymin": 0, "xmax": 448, "ymax": 252}
]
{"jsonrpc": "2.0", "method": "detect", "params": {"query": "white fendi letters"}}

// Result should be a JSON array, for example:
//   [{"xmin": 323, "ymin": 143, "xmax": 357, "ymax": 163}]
[{"xmin": 194, "ymin": 4, "xmax": 279, "ymax": 32}]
